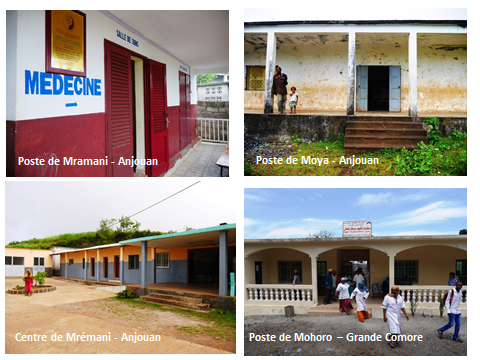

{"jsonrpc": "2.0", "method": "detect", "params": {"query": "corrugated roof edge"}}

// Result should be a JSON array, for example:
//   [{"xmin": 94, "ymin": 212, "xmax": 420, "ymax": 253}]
[{"xmin": 119, "ymin": 223, "xmax": 236, "ymax": 244}]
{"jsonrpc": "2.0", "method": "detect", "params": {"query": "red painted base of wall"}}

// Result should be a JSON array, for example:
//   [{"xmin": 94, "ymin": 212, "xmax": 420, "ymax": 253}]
[{"xmin": 7, "ymin": 113, "xmax": 106, "ymax": 177}]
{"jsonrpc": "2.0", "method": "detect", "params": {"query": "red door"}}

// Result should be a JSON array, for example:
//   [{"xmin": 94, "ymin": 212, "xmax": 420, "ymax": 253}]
[
  {"xmin": 105, "ymin": 42, "xmax": 133, "ymax": 176},
  {"xmin": 186, "ymin": 74, "xmax": 192, "ymax": 144},
  {"xmin": 179, "ymin": 71, "xmax": 187, "ymax": 150},
  {"xmin": 148, "ymin": 60, "xmax": 169, "ymax": 176},
  {"xmin": 105, "ymin": 41, "xmax": 133, "ymax": 177}
]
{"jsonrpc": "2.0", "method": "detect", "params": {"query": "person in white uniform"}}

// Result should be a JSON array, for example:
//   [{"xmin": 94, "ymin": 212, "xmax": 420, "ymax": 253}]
[
  {"xmin": 350, "ymin": 281, "xmax": 370, "ymax": 322},
  {"xmin": 438, "ymin": 282, "xmax": 464, "ymax": 343},
  {"xmin": 382, "ymin": 285, "xmax": 409, "ymax": 348},
  {"xmin": 336, "ymin": 277, "xmax": 353, "ymax": 314}
]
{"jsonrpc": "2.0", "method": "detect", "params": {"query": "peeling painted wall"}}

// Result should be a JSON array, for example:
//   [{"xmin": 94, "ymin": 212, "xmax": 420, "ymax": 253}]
[
  {"xmin": 417, "ymin": 44, "xmax": 467, "ymax": 112},
  {"xmin": 245, "ymin": 32, "xmax": 467, "ymax": 113}
]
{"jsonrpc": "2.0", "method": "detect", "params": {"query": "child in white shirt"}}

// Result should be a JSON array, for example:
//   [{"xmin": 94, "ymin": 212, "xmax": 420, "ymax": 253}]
[{"xmin": 289, "ymin": 87, "xmax": 298, "ymax": 114}]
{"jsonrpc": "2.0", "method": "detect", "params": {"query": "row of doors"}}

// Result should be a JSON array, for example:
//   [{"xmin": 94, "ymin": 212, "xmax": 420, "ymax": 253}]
[
  {"xmin": 105, "ymin": 41, "xmax": 171, "ymax": 177},
  {"xmin": 88, "ymin": 256, "xmax": 120, "ymax": 278}
]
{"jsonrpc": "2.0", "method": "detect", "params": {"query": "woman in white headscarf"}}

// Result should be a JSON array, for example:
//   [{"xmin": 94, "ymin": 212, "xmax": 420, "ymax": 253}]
[
  {"xmin": 381, "ymin": 285, "xmax": 409, "ymax": 348},
  {"xmin": 350, "ymin": 281, "xmax": 369, "ymax": 322}
]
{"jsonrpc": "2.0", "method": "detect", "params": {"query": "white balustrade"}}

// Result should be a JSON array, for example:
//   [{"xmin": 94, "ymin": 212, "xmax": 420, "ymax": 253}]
[
  {"xmin": 400, "ymin": 286, "xmax": 467, "ymax": 305},
  {"xmin": 245, "ymin": 285, "xmax": 314, "ymax": 302}
]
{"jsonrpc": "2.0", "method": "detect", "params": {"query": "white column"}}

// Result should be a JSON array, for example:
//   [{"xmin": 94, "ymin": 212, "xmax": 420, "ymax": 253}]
[
  {"xmin": 409, "ymin": 31, "xmax": 418, "ymax": 116},
  {"xmin": 264, "ymin": 31, "xmax": 277, "ymax": 114},
  {"xmin": 311, "ymin": 255, "xmax": 318, "ymax": 305},
  {"xmin": 388, "ymin": 252, "xmax": 396, "ymax": 288},
  {"xmin": 347, "ymin": 31, "xmax": 356, "ymax": 115}
]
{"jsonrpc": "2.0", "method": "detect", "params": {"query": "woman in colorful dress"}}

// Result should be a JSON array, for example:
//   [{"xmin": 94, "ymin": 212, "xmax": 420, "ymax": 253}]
[
  {"xmin": 25, "ymin": 269, "xmax": 33, "ymax": 297},
  {"xmin": 350, "ymin": 281, "xmax": 370, "ymax": 322},
  {"xmin": 382, "ymin": 285, "xmax": 409, "ymax": 348},
  {"xmin": 336, "ymin": 277, "xmax": 353, "ymax": 314}
]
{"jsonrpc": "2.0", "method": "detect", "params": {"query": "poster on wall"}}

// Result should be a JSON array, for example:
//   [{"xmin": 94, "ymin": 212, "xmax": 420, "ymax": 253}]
[
  {"xmin": 343, "ymin": 221, "xmax": 372, "ymax": 237},
  {"xmin": 46, "ymin": 10, "xmax": 86, "ymax": 77}
]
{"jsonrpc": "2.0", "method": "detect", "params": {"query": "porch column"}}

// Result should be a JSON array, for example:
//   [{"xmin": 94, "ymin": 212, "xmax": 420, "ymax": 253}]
[
  {"xmin": 311, "ymin": 255, "xmax": 318, "ymax": 305},
  {"xmin": 409, "ymin": 31, "xmax": 418, "ymax": 116},
  {"xmin": 84, "ymin": 250, "xmax": 87, "ymax": 281},
  {"xmin": 388, "ymin": 251, "xmax": 396, "ymax": 286},
  {"xmin": 264, "ymin": 31, "xmax": 277, "ymax": 114},
  {"xmin": 347, "ymin": 31, "xmax": 356, "ymax": 115},
  {"xmin": 219, "ymin": 230, "xmax": 228, "ymax": 296},
  {"xmin": 96, "ymin": 249, "xmax": 100, "ymax": 282},
  {"xmin": 120, "ymin": 246, "xmax": 124, "ymax": 285},
  {"xmin": 65, "ymin": 252, "xmax": 68, "ymax": 279},
  {"xmin": 141, "ymin": 241, "xmax": 148, "ymax": 289}
]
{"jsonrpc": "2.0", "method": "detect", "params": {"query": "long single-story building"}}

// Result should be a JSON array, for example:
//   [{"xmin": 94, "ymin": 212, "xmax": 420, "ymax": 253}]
[
  {"xmin": 244, "ymin": 234, "xmax": 467, "ymax": 316},
  {"xmin": 7, "ymin": 10, "xmax": 228, "ymax": 177},
  {"xmin": 56, "ymin": 224, "xmax": 236, "ymax": 297}
]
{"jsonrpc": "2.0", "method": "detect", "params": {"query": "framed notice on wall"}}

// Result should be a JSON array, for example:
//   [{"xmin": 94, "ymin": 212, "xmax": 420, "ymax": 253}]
[{"xmin": 46, "ymin": 10, "xmax": 86, "ymax": 77}]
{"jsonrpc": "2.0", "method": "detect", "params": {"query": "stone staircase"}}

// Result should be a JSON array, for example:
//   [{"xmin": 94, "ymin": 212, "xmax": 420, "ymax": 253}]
[
  {"xmin": 344, "ymin": 119, "xmax": 427, "ymax": 155},
  {"xmin": 139, "ymin": 290, "xmax": 210, "ymax": 311},
  {"xmin": 308, "ymin": 302, "xmax": 372, "ymax": 317}
]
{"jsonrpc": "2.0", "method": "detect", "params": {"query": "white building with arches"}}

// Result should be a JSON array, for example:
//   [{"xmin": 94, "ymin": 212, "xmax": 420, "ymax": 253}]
[{"xmin": 244, "ymin": 234, "xmax": 467, "ymax": 315}]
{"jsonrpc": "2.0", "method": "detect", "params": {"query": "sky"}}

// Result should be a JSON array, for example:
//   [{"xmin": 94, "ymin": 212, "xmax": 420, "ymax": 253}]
[
  {"xmin": 244, "ymin": 8, "xmax": 467, "ymax": 22},
  {"xmin": 5, "ymin": 181, "xmax": 237, "ymax": 245},
  {"xmin": 244, "ymin": 188, "xmax": 467, "ymax": 239}
]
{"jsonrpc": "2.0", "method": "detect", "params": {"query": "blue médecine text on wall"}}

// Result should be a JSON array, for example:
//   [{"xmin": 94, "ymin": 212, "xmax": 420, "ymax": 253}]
[{"xmin": 25, "ymin": 70, "xmax": 101, "ymax": 96}]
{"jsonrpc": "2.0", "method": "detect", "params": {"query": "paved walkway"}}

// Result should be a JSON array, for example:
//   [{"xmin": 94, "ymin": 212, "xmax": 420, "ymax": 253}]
[{"xmin": 169, "ymin": 142, "xmax": 229, "ymax": 177}]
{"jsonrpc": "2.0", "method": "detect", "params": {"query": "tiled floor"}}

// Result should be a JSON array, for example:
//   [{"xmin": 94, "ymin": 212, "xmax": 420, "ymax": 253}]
[{"xmin": 169, "ymin": 142, "xmax": 229, "ymax": 177}]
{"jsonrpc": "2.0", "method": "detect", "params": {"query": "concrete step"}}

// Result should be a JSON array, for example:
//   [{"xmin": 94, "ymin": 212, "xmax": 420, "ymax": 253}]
[
  {"xmin": 346, "ymin": 121, "xmax": 423, "ymax": 129},
  {"xmin": 148, "ymin": 292, "xmax": 203, "ymax": 304},
  {"xmin": 344, "ymin": 143, "xmax": 420, "ymax": 155},
  {"xmin": 308, "ymin": 306, "xmax": 372, "ymax": 317},
  {"xmin": 344, "ymin": 135, "xmax": 427, "ymax": 146},
  {"xmin": 140, "ymin": 295, "xmax": 210, "ymax": 310},
  {"xmin": 346, "ymin": 128, "xmax": 427, "ymax": 136}
]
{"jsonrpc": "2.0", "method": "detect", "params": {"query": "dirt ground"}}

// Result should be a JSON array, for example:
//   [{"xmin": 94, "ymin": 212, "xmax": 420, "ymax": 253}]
[
  {"xmin": 244, "ymin": 314, "xmax": 467, "ymax": 356},
  {"xmin": 5, "ymin": 278, "xmax": 232, "ymax": 354}
]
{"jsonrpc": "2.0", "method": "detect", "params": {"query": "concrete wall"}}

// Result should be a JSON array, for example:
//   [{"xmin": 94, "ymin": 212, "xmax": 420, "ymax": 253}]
[
  {"xmin": 417, "ymin": 39, "xmax": 467, "ymax": 113},
  {"xmin": 244, "ymin": 32, "xmax": 467, "ymax": 113},
  {"xmin": 5, "ymin": 248, "xmax": 53, "ymax": 267},
  {"xmin": 156, "ymin": 260, "xmax": 187, "ymax": 283},
  {"xmin": 396, "ymin": 245, "xmax": 466, "ymax": 285},
  {"xmin": 245, "ymin": 248, "xmax": 312, "ymax": 285},
  {"xmin": 196, "ymin": 101, "xmax": 229, "ymax": 119}
]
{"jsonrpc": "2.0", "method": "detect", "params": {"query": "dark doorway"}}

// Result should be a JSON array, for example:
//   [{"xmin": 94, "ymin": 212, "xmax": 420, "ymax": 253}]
[
  {"xmin": 131, "ymin": 60, "xmax": 137, "ymax": 172},
  {"xmin": 91, "ymin": 258, "xmax": 95, "ymax": 277},
  {"xmin": 255, "ymin": 261, "xmax": 263, "ymax": 284},
  {"xmin": 317, "ymin": 260, "xmax": 327, "ymax": 295},
  {"xmin": 368, "ymin": 66, "xmax": 389, "ymax": 111},
  {"xmin": 114, "ymin": 255, "xmax": 120, "ymax": 278},
  {"xmin": 103, "ymin": 257, "xmax": 108, "ymax": 278}
]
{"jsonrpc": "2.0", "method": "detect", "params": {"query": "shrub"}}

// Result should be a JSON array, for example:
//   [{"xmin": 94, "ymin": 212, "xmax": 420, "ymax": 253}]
[
  {"xmin": 116, "ymin": 287, "xmax": 138, "ymax": 299},
  {"xmin": 244, "ymin": 162, "xmax": 254, "ymax": 176}
]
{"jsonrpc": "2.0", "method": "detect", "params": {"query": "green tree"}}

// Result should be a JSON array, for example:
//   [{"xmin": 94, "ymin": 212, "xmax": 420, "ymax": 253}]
[
  {"xmin": 117, "ymin": 215, "xmax": 141, "ymax": 239},
  {"xmin": 97, "ymin": 218, "xmax": 116, "ymax": 241},
  {"xmin": 197, "ymin": 74, "xmax": 218, "ymax": 84}
]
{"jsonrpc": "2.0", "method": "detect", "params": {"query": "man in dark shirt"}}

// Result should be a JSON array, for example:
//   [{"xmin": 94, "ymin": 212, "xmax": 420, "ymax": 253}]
[{"xmin": 271, "ymin": 66, "xmax": 288, "ymax": 114}]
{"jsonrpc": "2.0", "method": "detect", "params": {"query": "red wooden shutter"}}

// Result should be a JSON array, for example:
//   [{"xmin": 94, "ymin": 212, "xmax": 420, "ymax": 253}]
[
  {"xmin": 105, "ymin": 42, "xmax": 133, "ymax": 177},
  {"xmin": 149, "ymin": 60, "xmax": 169, "ymax": 176}
]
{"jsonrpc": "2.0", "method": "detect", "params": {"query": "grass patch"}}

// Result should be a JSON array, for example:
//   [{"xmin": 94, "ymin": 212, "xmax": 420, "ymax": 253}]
[
  {"xmin": 104, "ymin": 298, "xmax": 235, "ymax": 341},
  {"xmin": 248, "ymin": 134, "xmax": 466, "ymax": 176}
]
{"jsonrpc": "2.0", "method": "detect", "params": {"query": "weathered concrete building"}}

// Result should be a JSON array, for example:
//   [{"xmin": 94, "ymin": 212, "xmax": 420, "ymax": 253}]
[{"xmin": 245, "ymin": 20, "xmax": 467, "ymax": 115}]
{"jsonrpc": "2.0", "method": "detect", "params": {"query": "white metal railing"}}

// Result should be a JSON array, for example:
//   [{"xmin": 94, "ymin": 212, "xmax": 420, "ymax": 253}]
[
  {"xmin": 198, "ymin": 118, "xmax": 229, "ymax": 143},
  {"xmin": 399, "ymin": 286, "xmax": 467, "ymax": 304},
  {"xmin": 245, "ymin": 284, "xmax": 313, "ymax": 302}
]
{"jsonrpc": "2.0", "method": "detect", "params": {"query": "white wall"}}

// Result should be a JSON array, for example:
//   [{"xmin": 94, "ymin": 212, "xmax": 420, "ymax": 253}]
[{"xmin": 8, "ymin": 10, "xmax": 190, "ymax": 121}]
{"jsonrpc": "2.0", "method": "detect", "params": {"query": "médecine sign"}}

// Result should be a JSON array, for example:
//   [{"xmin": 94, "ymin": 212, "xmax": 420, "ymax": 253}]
[
  {"xmin": 343, "ymin": 221, "xmax": 372, "ymax": 237},
  {"xmin": 25, "ymin": 70, "xmax": 101, "ymax": 96}
]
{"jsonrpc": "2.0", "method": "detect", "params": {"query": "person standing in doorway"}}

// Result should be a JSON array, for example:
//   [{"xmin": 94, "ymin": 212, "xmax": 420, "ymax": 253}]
[
  {"xmin": 323, "ymin": 269, "xmax": 334, "ymax": 305},
  {"xmin": 271, "ymin": 66, "xmax": 288, "ymax": 114},
  {"xmin": 438, "ymin": 282, "xmax": 464, "ymax": 343}
]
